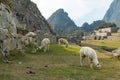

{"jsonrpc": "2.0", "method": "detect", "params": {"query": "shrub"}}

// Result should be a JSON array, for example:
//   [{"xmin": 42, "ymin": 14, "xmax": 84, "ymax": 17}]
[{"xmin": 0, "ymin": 0, "xmax": 12, "ymax": 9}]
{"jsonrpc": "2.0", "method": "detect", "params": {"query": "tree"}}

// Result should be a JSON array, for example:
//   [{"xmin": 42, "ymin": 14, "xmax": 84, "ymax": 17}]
[{"xmin": 95, "ymin": 22, "xmax": 116, "ymax": 30}]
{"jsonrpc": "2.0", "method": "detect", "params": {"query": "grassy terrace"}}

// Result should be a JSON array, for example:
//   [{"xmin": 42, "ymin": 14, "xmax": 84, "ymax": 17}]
[{"xmin": 0, "ymin": 40, "xmax": 120, "ymax": 80}]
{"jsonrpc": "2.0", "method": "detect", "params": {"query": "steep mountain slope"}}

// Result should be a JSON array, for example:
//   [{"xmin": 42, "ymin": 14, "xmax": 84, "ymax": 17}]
[
  {"xmin": 103, "ymin": 0, "xmax": 120, "ymax": 27},
  {"xmin": 47, "ymin": 9, "xmax": 79, "ymax": 37},
  {"xmin": 10, "ymin": 0, "xmax": 56, "ymax": 35}
]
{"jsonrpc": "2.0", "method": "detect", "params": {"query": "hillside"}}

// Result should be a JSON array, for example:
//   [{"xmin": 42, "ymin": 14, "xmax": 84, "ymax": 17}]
[
  {"xmin": 47, "ymin": 9, "xmax": 81, "ymax": 37},
  {"xmin": 10, "ymin": 0, "xmax": 56, "ymax": 35},
  {"xmin": 0, "ymin": 41, "xmax": 120, "ymax": 80},
  {"xmin": 103, "ymin": 0, "xmax": 120, "ymax": 27}
]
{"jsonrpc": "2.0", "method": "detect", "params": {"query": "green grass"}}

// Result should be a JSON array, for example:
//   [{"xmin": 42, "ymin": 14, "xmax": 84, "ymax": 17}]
[
  {"xmin": 82, "ymin": 40, "xmax": 120, "ymax": 49},
  {"xmin": 0, "ymin": 40, "xmax": 120, "ymax": 80}
]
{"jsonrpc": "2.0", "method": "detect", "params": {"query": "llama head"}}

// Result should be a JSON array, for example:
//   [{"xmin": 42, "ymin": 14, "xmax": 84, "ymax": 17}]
[{"xmin": 96, "ymin": 63, "xmax": 101, "ymax": 69}]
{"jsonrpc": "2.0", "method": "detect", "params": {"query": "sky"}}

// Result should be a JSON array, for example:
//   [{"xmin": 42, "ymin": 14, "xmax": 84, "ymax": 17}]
[{"xmin": 31, "ymin": 0, "xmax": 113, "ymax": 27}]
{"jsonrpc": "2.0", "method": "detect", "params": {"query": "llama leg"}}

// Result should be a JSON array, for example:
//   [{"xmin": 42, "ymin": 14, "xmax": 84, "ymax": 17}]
[
  {"xmin": 90, "ymin": 63, "xmax": 93, "ymax": 69},
  {"xmin": 66, "ymin": 44, "xmax": 67, "ymax": 48},
  {"xmin": 66, "ymin": 44, "xmax": 68, "ymax": 48},
  {"xmin": 89, "ymin": 58, "xmax": 93, "ymax": 68},
  {"xmin": 80, "ymin": 55, "xmax": 85, "ymax": 66},
  {"xmin": 47, "ymin": 45, "xmax": 49, "ymax": 50},
  {"xmin": 58, "ymin": 41, "xmax": 61, "ymax": 45},
  {"xmin": 80, "ymin": 54, "xmax": 83, "ymax": 66},
  {"xmin": 44, "ymin": 47, "xmax": 47, "ymax": 52}
]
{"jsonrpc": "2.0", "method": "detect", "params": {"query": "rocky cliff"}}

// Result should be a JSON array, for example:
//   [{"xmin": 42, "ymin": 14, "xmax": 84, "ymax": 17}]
[
  {"xmin": 103, "ymin": 0, "xmax": 120, "ymax": 27},
  {"xmin": 0, "ymin": 3, "xmax": 17, "ymax": 33},
  {"xmin": 0, "ymin": 3, "xmax": 23, "ymax": 52},
  {"xmin": 10, "ymin": 0, "xmax": 56, "ymax": 35}
]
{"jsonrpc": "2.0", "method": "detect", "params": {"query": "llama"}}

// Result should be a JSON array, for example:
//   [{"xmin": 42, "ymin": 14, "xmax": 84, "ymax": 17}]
[
  {"xmin": 80, "ymin": 47, "xmax": 101, "ymax": 69},
  {"xmin": 58, "ymin": 38, "xmax": 68, "ymax": 48}
]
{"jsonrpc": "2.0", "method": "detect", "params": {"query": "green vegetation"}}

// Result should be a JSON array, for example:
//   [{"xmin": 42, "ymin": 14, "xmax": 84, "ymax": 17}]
[
  {"xmin": 82, "ymin": 40, "xmax": 120, "ymax": 49},
  {"xmin": 0, "ymin": 40, "xmax": 120, "ymax": 80},
  {"xmin": 81, "ymin": 20, "xmax": 105, "ymax": 32},
  {"xmin": 95, "ymin": 22, "xmax": 116, "ymax": 30},
  {"xmin": 0, "ymin": 0, "xmax": 9, "ymax": 3},
  {"xmin": 0, "ymin": 0, "xmax": 12, "ymax": 9}
]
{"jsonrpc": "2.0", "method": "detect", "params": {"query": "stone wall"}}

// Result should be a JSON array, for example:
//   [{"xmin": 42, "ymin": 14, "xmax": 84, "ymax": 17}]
[{"xmin": 83, "ymin": 27, "xmax": 119, "ymax": 40}]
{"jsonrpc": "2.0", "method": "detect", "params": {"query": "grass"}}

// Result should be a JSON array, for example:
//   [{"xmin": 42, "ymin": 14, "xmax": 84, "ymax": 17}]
[
  {"xmin": 0, "ymin": 40, "xmax": 120, "ymax": 80},
  {"xmin": 82, "ymin": 40, "xmax": 120, "ymax": 49}
]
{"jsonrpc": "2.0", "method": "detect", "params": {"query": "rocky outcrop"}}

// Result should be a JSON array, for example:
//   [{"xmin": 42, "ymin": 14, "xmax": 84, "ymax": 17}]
[
  {"xmin": 10, "ymin": 0, "xmax": 56, "ymax": 36},
  {"xmin": 0, "ymin": 3, "xmax": 22, "ymax": 57},
  {"xmin": 0, "ymin": 3, "xmax": 17, "ymax": 33}
]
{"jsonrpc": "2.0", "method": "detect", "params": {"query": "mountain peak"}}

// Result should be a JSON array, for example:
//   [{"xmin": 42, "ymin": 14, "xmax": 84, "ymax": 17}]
[
  {"xmin": 56, "ymin": 8, "xmax": 64, "ymax": 12},
  {"xmin": 47, "ymin": 8, "xmax": 77, "ymax": 37}
]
